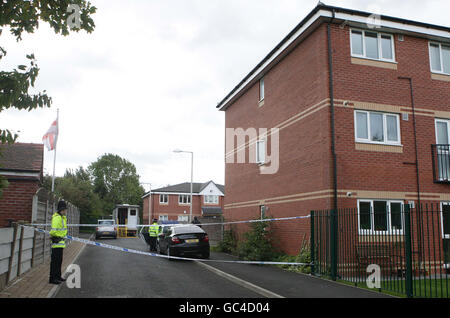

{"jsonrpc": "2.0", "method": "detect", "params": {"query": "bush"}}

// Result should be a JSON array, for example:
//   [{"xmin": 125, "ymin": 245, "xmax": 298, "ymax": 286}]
[
  {"xmin": 217, "ymin": 228, "xmax": 238, "ymax": 254},
  {"xmin": 235, "ymin": 218, "xmax": 279, "ymax": 262},
  {"xmin": 275, "ymin": 248, "xmax": 311, "ymax": 274}
]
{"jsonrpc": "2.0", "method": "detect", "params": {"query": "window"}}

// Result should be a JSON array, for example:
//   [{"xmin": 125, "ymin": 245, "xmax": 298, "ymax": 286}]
[
  {"xmin": 429, "ymin": 42, "xmax": 450, "ymax": 75},
  {"xmin": 358, "ymin": 200, "xmax": 404, "ymax": 234},
  {"xmin": 159, "ymin": 215, "xmax": 168, "ymax": 221},
  {"xmin": 178, "ymin": 215, "xmax": 189, "ymax": 223},
  {"xmin": 159, "ymin": 194, "xmax": 168, "ymax": 204},
  {"xmin": 256, "ymin": 139, "xmax": 266, "ymax": 164},
  {"xmin": 179, "ymin": 195, "xmax": 191, "ymax": 205},
  {"xmin": 130, "ymin": 210, "xmax": 136, "ymax": 216},
  {"xmin": 259, "ymin": 77, "xmax": 265, "ymax": 101},
  {"xmin": 350, "ymin": 29, "xmax": 395, "ymax": 62},
  {"xmin": 260, "ymin": 205, "xmax": 266, "ymax": 219},
  {"xmin": 435, "ymin": 119, "xmax": 450, "ymax": 181},
  {"xmin": 441, "ymin": 203, "xmax": 450, "ymax": 239},
  {"xmin": 355, "ymin": 110, "xmax": 401, "ymax": 145},
  {"xmin": 204, "ymin": 195, "xmax": 219, "ymax": 204}
]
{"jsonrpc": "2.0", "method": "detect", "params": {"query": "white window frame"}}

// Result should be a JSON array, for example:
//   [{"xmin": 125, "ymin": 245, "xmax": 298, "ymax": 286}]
[
  {"xmin": 159, "ymin": 194, "xmax": 169, "ymax": 205},
  {"xmin": 256, "ymin": 138, "xmax": 266, "ymax": 164},
  {"xmin": 259, "ymin": 77, "xmax": 265, "ymax": 102},
  {"xmin": 159, "ymin": 215, "xmax": 168, "ymax": 222},
  {"xmin": 435, "ymin": 118, "xmax": 450, "ymax": 144},
  {"xmin": 350, "ymin": 28, "xmax": 396, "ymax": 62},
  {"xmin": 357, "ymin": 199, "xmax": 404, "ymax": 235},
  {"xmin": 178, "ymin": 215, "xmax": 189, "ymax": 223},
  {"xmin": 441, "ymin": 202, "xmax": 450, "ymax": 239},
  {"xmin": 178, "ymin": 195, "xmax": 191, "ymax": 205},
  {"xmin": 354, "ymin": 110, "xmax": 401, "ymax": 146},
  {"xmin": 204, "ymin": 195, "xmax": 219, "ymax": 204},
  {"xmin": 429, "ymin": 42, "xmax": 450, "ymax": 75}
]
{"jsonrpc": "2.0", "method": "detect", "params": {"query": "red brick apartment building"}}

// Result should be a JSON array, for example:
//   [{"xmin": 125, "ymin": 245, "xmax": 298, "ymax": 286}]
[
  {"xmin": 217, "ymin": 4, "xmax": 450, "ymax": 256},
  {"xmin": 142, "ymin": 181, "xmax": 225, "ymax": 224},
  {"xmin": 0, "ymin": 143, "xmax": 44, "ymax": 227}
]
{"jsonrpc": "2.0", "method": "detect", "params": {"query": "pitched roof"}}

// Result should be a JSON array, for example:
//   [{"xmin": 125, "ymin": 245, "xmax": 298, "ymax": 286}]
[
  {"xmin": 216, "ymin": 3, "xmax": 450, "ymax": 111},
  {"xmin": 0, "ymin": 143, "xmax": 44, "ymax": 172},
  {"xmin": 145, "ymin": 181, "xmax": 224, "ymax": 197}
]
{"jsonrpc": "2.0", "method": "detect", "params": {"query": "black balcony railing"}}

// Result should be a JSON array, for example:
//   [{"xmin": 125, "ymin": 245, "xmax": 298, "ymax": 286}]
[{"xmin": 432, "ymin": 144, "xmax": 450, "ymax": 183}]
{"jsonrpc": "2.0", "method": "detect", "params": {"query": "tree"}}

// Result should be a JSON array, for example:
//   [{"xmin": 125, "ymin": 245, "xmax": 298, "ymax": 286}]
[
  {"xmin": 43, "ymin": 167, "xmax": 103, "ymax": 225},
  {"xmin": 0, "ymin": 1, "xmax": 96, "ymax": 144},
  {"xmin": 88, "ymin": 154, "xmax": 145, "ymax": 215},
  {"xmin": 0, "ymin": 1, "xmax": 96, "ymax": 197}
]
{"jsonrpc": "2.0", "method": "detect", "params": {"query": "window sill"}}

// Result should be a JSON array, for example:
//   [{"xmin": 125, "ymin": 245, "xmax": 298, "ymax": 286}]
[
  {"xmin": 358, "ymin": 233, "xmax": 404, "ymax": 242},
  {"xmin": 355, "ymin": 142, "xmax": 403, "ymax": 153},
  {"xmin": 431, "ymin": 73, "xmax": 450, "ymax": 82},
  {"xmin": 351, "ymin": 57, "xmax": 398, "ymax": 70}
]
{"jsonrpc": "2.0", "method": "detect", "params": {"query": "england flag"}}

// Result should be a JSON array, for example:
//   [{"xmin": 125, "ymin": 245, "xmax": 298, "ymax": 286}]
[{"xmin": 42, "ymin": 119, "xmax": 58, "ymax": 151}]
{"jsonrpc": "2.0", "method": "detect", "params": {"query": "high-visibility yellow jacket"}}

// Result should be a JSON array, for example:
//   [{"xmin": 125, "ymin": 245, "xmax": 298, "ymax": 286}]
[
  {"xmin": 148, "ymin": 223, "xmax": 160, "ymax": 237},
  {"xmin": 49, "ymin": 212, "xmax": 67, "ymax": 248}
]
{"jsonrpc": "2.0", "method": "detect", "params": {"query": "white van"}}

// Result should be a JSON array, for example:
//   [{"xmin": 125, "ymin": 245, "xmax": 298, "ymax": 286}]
[{"xmin": 113, "ymin": 204, "xmax": 140, "ymax": 236}]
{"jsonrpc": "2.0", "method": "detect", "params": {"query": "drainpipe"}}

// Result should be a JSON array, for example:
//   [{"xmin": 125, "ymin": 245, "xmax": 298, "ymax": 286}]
[
  {"xmin": 327, "ymin": 9, "xmax": 338, "ymax": 281},
  {"xmin": 398, "ymin": 76, "xmax": 423, "ymax": 264}
]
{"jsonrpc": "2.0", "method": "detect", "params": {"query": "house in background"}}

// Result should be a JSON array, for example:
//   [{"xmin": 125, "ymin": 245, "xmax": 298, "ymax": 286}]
[
  {"xmin": 217, "ymin": 4, "xmax": 450, "ymax": 256},
  {"xmin": 0, "ymin": 143, "xmax": 44, "ymax": 227},
  {"xmin": 142, "ymin": 181, "xmax": 225, "ymax": 224}
]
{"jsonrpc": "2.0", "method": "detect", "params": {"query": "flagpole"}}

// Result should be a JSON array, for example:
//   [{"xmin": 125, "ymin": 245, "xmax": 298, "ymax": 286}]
[{"xmin": 51, "ymin": 109, "xmax": 59, "ymax": 193}]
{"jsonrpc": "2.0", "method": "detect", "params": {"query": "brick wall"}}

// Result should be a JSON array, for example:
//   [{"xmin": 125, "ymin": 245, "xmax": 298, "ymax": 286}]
[
  {"xmin": 0, "ymin": 179, "xmax": 40, "ymax": 228},
  {"xmin": 143, "ymin": 194, "xmax": 224, "ymax": 224},
  {"xmin": 222, "ymin": 21, "xmax": 450, "ymax": 256}
]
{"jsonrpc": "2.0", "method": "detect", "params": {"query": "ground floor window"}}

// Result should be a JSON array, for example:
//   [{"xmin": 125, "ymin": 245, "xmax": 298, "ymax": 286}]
[
  {"xmin": 178, "ymin": 215, "xmax": 189, "ymax": 223},
  {"xmin": 358, "ymin": 200, "xmax": 404, "ymax": 234},
  {"xmin": 442, "ymin": 202, "xmax": 450, "ymax": 239},
  {"xmin": 159, "ymin": 215, "xmax": 168, "ymax": 222}
]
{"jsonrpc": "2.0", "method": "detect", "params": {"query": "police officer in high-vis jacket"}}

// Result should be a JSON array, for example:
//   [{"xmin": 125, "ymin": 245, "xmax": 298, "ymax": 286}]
[
  {"xmin": 49, "ymin": 200, "xmax": 68, "ymax": 284},
  {"xmin": 148, "ymin": 219, "xmax": 160, "ymax": 252}
]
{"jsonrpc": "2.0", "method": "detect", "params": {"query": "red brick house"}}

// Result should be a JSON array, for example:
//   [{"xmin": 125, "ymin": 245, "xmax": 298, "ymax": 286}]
[
  {"xmin": 217, "ymin": 4, "xmax": 450, "ymax": 256},
  {"xmin": 0, "ymin": 143, "xmax": 44, "ymax": 227},
  {"xmin": 142, "ymin": 181, "xmax": 225, "ymax": 224}
]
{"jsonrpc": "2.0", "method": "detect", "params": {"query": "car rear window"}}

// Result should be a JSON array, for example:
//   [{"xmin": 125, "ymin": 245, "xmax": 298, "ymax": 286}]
[
  {"xmin": 173, "ymin": 225, "xmax": 204, "ymax": 235},
  {"xmin": 99, "ymin": 220, "xmax": 114, "ymax": 225}
]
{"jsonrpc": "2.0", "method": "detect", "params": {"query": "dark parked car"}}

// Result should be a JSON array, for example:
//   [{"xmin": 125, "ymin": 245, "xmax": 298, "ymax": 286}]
[{"xmin": 157, "ymin": 224, "xmax": 209, "ymax": 259}]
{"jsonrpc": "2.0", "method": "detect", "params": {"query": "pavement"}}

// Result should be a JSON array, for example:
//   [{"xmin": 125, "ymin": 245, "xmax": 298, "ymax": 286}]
[{"xmin": 0, "ymin": 234, "xmax": 89, "ymax": 298}]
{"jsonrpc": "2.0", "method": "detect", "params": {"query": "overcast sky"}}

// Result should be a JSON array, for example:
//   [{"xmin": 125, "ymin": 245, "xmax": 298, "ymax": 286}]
[{"xmin": 1, "ymin": 0, "xmax": 449, "ymax": 191}]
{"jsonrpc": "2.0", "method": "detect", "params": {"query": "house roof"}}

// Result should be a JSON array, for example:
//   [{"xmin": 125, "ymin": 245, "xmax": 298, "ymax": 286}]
[
  {"xmin": 143, "ymin": 181, "xmax": 225, "ymax": 197},
  {"xmin": 216, "ymin": 3, "xmax": 450, "ymax": 111},
  {"xmin": 0, "ymin": 143, "xmax": 44, "ymax": 173}
]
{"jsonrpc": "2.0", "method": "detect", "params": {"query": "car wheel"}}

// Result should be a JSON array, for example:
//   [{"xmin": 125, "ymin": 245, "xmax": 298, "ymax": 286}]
[{"xmin": 202, "ymin": 251, "xmax": 210, "ymax": 259}]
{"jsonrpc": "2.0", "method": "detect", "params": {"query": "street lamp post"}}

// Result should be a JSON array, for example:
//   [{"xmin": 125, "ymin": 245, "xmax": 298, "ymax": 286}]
[{"xmin": 173, "ymin": 149, "xmax": 193, "ymax": 223}]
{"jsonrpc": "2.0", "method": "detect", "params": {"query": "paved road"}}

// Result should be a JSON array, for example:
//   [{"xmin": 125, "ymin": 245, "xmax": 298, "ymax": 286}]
[{"xmin": 56, "ymin": 237, "xmax": 262, "ymax": 298}]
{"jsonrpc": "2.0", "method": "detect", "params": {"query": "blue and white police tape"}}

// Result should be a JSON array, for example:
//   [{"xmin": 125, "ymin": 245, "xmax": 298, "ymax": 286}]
[
  {"xmin": 21, "ymin": 224, "xmax": 312, "ymax": 266},
  {"xmin": 27, "ymin": 214, "xmax": 311, "ymax": 229}
]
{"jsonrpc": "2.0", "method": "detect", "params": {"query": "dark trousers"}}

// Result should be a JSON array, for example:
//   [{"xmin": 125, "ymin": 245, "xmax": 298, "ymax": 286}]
[
  {"xmin": 149, "ymin": 237, "xmax": 157, "ymax": 251},
  {"xmin": 50, "ymin": 247, "xmax": 64, "ymax": 281}
]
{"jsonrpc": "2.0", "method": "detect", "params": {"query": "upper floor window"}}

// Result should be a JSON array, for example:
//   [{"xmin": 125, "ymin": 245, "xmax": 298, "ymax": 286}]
[
  {"xmin": 159, "ymin": 194, "xmax": 168, "ymax": 204},
  {"xmin": 259, "ymin": 77, "xmax": 265, "ymax": 101},
  {"xmin": 179, "ymin": 195, "xmax": 191, "ymax": 205},
  {"xmin": 355, "ymin": 110, "xmax": 401, "ymax": 145},
  {"xmin": 351, "ymin": 29, "xmax": 395, "ymax": 62},
  {"xmin": 256, "ymin": 139, "xmax": 266, "ymax": 164},
  {"xmin": 204, "ymin": 195, "xmax": 219, "ymax": 204},
  {"xmin": 429, "ymin": 42, "xmax": 450, "ymax": 75}
]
